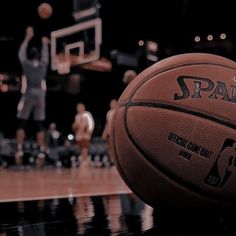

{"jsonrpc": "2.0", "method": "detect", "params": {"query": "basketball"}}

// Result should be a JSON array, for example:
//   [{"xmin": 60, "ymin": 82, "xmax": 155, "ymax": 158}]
[
  {"xmin": 110, "ymin": 53, "xmax": 236, "ymax": 210},
  {"xmin": 37, "ymin": 2, "xmax": 53, "ymax": 19}
]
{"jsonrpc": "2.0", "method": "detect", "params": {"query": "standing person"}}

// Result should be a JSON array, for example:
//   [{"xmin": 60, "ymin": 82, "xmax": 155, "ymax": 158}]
[
  {"xmin": 15, "ymin": 26, "xmax": 50, "ymax": 166},
  {"xmin": 72, "ymin": 103, "xmax": 94, "ymax": 167},
  {"xmin": 102, "ymin": 99, "xmax": 117, "ymax": 165}
]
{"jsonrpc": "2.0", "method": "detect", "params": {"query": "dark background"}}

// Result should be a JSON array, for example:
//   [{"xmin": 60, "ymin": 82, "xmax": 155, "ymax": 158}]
[{"xmin": 0, "ymin": 0, "xmax": 235, "ymax": 138}]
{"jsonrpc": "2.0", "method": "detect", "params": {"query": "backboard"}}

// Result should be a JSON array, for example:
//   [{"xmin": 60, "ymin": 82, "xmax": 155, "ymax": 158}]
[{"xmin": 50, "ymin": 18, "xmax": 102, "ymax": 74}]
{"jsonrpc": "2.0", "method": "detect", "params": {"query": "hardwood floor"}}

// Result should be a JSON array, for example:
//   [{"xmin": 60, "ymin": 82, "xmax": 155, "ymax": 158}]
[{"xmin": 0, "ymin": 166, "xmax": 131, "ymax": 202}]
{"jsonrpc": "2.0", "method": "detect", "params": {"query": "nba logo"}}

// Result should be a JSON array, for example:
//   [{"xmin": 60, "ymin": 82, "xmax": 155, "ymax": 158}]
[{"xmin": 204, "ymin": 138, "xmax": 236, "ymax": 188}]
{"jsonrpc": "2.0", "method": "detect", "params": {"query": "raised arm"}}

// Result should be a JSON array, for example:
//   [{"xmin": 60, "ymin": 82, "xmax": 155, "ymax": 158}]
[
  {"xmin": 41, "ymin": 37, "xmax": 50, "ymax": 65},
  {"xmin": 18, "ymin": 26, "xmax": 34, "ymax": 63}
]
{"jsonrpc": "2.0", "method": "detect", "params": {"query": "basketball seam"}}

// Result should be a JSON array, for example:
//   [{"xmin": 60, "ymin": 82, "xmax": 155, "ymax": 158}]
[
  {"xmin": 123, "ymin": 104, "xmax": 235, "ymax": 202},
  {"xmin": 127, "ymin": 102, "xmax": 236, "ymax": 130}
]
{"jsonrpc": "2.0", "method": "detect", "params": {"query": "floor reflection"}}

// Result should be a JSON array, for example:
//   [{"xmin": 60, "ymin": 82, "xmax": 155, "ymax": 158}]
[
  {"xmin": 0, "ymin": 193, "xmax": 236, "ymax": 235},
  {"xmin": 0, "ymin": 194, "xmax": 152, "ymax": 236}
]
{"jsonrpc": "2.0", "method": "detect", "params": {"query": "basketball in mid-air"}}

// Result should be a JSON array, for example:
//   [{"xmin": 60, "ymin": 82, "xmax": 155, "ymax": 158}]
[
  {"xmin": 37, "ymin": 2, "xmax": 53, "ymax": 19},
  {"xmin": 110, "ymin": 53, "xmax": 236, "ymax": 210}
]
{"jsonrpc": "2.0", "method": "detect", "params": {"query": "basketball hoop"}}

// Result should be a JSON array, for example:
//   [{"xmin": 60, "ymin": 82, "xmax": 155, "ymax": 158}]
[
  {"xmin": 56, "ymin": 61, "xmax": 71, "ymax": 74},
  {"xmin": 55, "ymin": 54, "xmax": 71, "ymax": 74}
]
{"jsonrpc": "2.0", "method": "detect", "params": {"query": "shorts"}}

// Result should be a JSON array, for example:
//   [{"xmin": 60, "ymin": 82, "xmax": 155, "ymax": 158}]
[
  {"xmin": 77, "ymin": 139, "xmax": 90, "ymax": 149},
  {"xmin": 17, "ymin": 90, "xmax": 45, "ymax": 121}
]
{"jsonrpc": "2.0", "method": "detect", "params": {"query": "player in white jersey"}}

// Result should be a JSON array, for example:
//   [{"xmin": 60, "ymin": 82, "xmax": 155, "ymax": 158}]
[{"xmin": 72, "ymin": 103, "xmax": 94, "ymax": 167}]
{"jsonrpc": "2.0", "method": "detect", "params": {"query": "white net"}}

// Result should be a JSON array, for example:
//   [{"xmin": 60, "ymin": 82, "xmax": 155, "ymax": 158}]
[{"xmin": 55, "ymin": 56, "xmax": 71, "ymax": 75}]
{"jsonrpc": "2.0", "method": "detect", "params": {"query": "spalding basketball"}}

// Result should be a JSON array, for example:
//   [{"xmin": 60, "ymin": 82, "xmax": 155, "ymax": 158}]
[
  {"xmin": 37, "ymin": 2, "xmax": 53, "ymax": 19},
  {"xmin": 110, "ymin": 53, "xmax": 236, "ymax": 209}
]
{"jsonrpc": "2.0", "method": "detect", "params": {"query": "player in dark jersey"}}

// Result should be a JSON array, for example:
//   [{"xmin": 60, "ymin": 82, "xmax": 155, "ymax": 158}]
[{"xmin": 15, "ymin": 26, "xmax": 50, "ymax": 166}]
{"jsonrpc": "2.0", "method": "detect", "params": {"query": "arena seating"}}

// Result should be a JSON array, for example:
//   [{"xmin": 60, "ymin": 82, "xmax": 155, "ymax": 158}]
[{"xmin": 0, "ymin": 136, "xmax": 111, "ymax": 169}]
